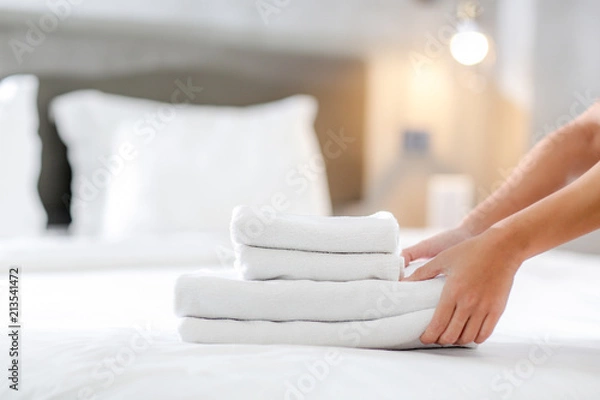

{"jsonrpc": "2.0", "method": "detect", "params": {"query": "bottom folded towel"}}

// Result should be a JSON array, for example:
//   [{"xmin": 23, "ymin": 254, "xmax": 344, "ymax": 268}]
[{"xmin": 179, "ymin": 309, "xmax": 441, "ymax": 350}]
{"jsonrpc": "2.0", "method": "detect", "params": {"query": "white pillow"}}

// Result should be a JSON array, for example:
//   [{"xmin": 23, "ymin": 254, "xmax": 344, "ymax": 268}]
[
  {"xmin": 51, "ymin": 90, "xmax": 170, "ymax": 235},
  {"xmin": 0, "ymin": 75, "xmax": 46, "ymax": 237},
  {"xmin": 102, "ymin": 94, "xmax": 331, "ymax": 237},
  {"xmin": 50, "ymin": 91, "xmax": 331, "ymax": 236}
]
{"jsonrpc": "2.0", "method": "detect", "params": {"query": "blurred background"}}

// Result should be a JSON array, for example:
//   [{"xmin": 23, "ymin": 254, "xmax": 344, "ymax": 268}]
[{"xmin": 0, "ymin": 0, "xmax": 598, "ymax": 253}]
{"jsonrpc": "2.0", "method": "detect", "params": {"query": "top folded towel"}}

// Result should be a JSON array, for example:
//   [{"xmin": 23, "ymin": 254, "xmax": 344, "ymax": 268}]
[{"xmin": 230, "ymin": 206, "xmax": 400, "ymax": 253}]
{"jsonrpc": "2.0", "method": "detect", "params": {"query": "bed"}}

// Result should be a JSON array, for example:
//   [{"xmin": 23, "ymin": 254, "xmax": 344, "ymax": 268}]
[{"xmin": 1, "ymin": 230, "xmax": 599, "ymax": 399}]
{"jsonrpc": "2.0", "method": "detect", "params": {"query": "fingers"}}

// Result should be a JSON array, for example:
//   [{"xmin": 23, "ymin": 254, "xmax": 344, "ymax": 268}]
[
  {"xmin": 475, "ymin": 311, "xmax": 502, "ymax": 344},
  {"xmin": 401, "ymin": 240, "xmax": 433, "ymax": 264},
  {"xmin": 403, "ymin": 259, "xmax": 443, "ymax": 282},
  {"xmin": 400, "ymin": 247, "xmax": 416, "ymax": 264},
  {"xmin": 457, "ymin": 312, "xmax": 486, "ymax": 345},
  {"xmin": 420, "ymin": 294, "xmax": 455, "ymax": 344},
  {"xmin": 425, "ymin": 302, "xmax": 502, "ymax": 346},
  {"xmin": 437, "ymin": 306, "xmax": 470, "ymax": 345},
  {"xmin": 424, "ymin": 305, "xmax": 484, "ymax": 346},
  {"xmin": 421, "ymin": 284, "xmax": 490, "ymax": 346}
]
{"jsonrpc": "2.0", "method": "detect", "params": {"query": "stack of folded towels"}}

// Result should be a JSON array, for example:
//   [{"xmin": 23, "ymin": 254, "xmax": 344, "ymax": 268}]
[{"xmin": 175, "ymin": 206, "xmax": 446, "ymax": 350}]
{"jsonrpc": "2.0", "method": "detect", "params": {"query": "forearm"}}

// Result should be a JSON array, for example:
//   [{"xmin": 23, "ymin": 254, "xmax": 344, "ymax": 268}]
[
  {"xmin": 492, "ymin": 159, "xmax": 600, "ymax": 264},
  {"xmin": 462, "ymin": 104, "xmax": 600, "ymax": 235}
]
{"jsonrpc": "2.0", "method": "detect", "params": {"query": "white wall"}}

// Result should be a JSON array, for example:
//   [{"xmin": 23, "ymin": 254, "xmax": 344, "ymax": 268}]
[
  {"xmin": 0, "ymin": 0, "xmax": 450, "ymax": 56},
  {"xmin": 532, "ymin": 0, "xmax": 600, "ymax": 254},
  {"xmin": 532, "ymin": 0, "xmax": 600, "ymax": 141},
  {"xmin": 494, "ymin": 0, "xmax": 536, "ymax": 109}
]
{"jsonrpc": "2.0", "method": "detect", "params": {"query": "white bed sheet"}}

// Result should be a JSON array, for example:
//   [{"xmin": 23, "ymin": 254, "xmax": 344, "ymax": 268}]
[
  {"xmin": 0, "ymin": 232, "xmax": 231, "ymax": 271},
  {"xmin": 0, "ymin": 232, "xmax": 599, "ymax": 399}
]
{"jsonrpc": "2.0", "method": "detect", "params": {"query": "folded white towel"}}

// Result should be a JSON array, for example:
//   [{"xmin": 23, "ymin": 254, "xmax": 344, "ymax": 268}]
[
  {"xmin": 174, "ymin": 273, "xmax": 444, "ymax": 322},
  {"xmin": 179, "ymin": 309, "xmax": 437, "ymax": 350},
  {"xmin": 234, "ymin": 244, "xmax": 404, "ymax": 281},
  {"xmin": 230, "ymin": 206, "xmax": 400, "ymax": 253}
]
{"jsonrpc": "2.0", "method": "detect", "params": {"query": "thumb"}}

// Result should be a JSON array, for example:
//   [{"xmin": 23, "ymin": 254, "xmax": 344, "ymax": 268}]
[
  {"xmin": 403, "ymin": 260, "xmax": 443, "ymax": 282},
  {"xmin": 401, "ymin": 240, "xmax": 433, "ymax": 264}
]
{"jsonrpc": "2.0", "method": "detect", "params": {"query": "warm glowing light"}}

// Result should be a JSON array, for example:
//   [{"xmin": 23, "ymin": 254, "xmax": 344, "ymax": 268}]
[{"xmin": 450, "ymin": 31, "xmax": 489, "ymax": 66}]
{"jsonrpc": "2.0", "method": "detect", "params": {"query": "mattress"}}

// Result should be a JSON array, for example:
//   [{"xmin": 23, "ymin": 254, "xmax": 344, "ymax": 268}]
[{"xmin": 0, "ymin": 232, "xmax": 599, "ymax": 399}]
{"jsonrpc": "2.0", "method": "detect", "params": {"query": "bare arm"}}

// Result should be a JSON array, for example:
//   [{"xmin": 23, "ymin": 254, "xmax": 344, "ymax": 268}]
[
  {"xmin": 403, "ymin": 103, "xmax": 600, "ymax": 262},
  {"xmin": 496, "ymin": 156, "xmax": 600, "ymax": 259},
  {"xmin": 464, "ymin": 103, "xmax": 600, "ymax": 236},
  {"xmin": 405, "ymin": 156, "xmax": 600, "ymax": 345},
  {"xmin": 403, "ymin": 104, "xmax": 600, "ymax": 346}
]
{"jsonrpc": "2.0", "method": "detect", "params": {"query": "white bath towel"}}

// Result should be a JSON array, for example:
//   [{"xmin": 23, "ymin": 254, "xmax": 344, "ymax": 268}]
[
  {"xmin": 230, "ymin": 206, "xmax": 400, "ymax": 253},
  {"xmin": 174, "ymin": 273, "xmax": 444, "ymax": 322},
  {"xmin": 234, "ymin": 244, "xmax": 404, "ymax": 281},
  {"xmin": 178, "ymin": 309, "xmax": 438, "ymax": 350}
]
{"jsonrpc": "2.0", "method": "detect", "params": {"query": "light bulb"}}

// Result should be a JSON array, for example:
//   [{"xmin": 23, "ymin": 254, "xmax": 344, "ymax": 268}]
[{"xmin": 450, "ymin": 30, "xmax": 489, "ymax": 66}]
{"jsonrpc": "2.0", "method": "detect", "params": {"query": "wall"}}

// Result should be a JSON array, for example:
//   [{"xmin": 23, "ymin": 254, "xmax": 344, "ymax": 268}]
[
  {"xmin": 362, "ymin": 0, "xmax": 530, "ymax": 227},
  {"xmin": 0, "ymin": 0, "xmax": 450, "ymax": 57},
  {"xmin": 532, "ymin": 0, "xmax": 600, "ymax": 254},
  {"xmin": 495, "ymin": 0, "xmax": 536, "ymax": 109}
]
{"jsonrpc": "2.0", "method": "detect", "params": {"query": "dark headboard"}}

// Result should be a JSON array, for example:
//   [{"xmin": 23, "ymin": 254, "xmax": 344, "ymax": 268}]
[{"xmin": 0, "ymin": 29, "xmax": 366, "ymax": 225}]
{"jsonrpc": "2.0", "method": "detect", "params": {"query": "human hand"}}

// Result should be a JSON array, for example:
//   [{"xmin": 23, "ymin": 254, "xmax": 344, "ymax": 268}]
[
  {"xmin": 403, "ymin": 228, "xmax": 521, "ymax": 345},
  {"xmin": 401, "ymin": 225, "xmax": 474, "ymax": 264}
]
